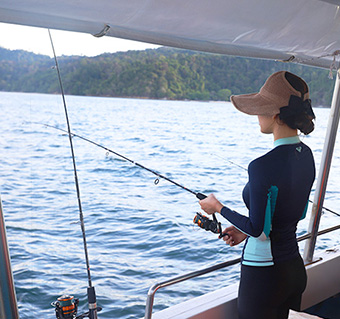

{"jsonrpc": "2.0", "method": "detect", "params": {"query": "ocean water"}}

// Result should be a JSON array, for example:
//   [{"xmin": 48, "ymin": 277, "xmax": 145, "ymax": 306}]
[{"xmin": 1, "ymin": 91, "xmax": 340, "ymax": 318}]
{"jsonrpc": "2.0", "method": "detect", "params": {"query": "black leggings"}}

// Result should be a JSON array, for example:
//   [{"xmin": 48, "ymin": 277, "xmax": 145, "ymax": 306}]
[{"xmin": 238, "ymin": 256, "xmax": 307, "ymax": 319}]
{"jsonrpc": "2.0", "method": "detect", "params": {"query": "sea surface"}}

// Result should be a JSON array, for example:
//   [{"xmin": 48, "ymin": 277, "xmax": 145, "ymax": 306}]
[{"xmin": 1, "ymin": 91, "xmax": 340, "ymax": 318}]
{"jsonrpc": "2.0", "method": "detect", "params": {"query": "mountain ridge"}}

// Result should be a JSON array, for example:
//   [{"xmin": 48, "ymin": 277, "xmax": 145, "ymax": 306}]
[{"xmin": 0, "ymin": 46, "xmax": 334, "ymax": 106}]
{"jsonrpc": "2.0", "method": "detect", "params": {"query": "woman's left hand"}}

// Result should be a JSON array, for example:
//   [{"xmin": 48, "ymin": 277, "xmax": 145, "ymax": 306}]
[
  {"xmin": 221, "ymin": 226, "xmax": 247, "ymax": 246},
  {"xmin": 199, "ymin": 194, "xmax": 224, "ymax": 215}
]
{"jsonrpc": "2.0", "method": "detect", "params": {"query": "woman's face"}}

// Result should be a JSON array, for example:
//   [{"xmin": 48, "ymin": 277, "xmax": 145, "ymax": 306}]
[{"xmin": 257, "ymin": 115, "xmax": 275, "ymax": 134}]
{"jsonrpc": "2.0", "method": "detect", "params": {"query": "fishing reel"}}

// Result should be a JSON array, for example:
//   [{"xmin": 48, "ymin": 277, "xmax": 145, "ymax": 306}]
[
  {"xmin": 52, "ymin": 294, "xmax": 102, "ymax": 319},
  {"xmin": 52, "ymin": 295, "xmax": 79, "ymax": 319},
  {"xmin": 193, "ymin": 212, "xmax": 223, "ymax": 237}
]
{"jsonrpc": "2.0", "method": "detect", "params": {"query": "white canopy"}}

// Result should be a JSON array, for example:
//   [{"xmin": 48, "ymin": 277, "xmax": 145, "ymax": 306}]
[{"xmin": 1, "ymin": 0, "xmax": 340, "ymax": 68}]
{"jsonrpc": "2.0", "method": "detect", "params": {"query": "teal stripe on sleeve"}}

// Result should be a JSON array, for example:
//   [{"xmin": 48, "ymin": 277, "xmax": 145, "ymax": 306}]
[
  {"xmin": 263, "ymin": 186, "xmax": 278, "ymax": 237},
  {"xmin": 300, "ymin": 201, "xmax": 308, "ymax": 220}
]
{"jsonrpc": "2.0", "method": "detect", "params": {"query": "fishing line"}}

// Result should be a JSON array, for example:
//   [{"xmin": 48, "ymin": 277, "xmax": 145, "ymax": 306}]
[
  {"xmin": 213, "ymin": 153, "xmax": 247, "ymax": 172},
  {"xmin": 213, "ymin": 153, "xmax": 340, "ymax": 218},
  {"xmin": 48, "ymin": 29, "xmax": 99, "ymax": 319}
]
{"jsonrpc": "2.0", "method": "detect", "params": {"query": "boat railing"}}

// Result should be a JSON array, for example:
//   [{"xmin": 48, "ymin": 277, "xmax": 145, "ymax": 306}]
[
  {"xmin": 145, "ymin": 257, "xmax": 241, "ymax": 319},
  {"xmin": 144, "ymin": 223, "xmax": 340, "ymax": 319}
]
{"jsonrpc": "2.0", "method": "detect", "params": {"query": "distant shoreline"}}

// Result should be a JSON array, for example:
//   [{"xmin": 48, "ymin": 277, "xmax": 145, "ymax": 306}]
[{"xmin": 0, "ymin": 90, "xmax": 331, "ymax": 108}]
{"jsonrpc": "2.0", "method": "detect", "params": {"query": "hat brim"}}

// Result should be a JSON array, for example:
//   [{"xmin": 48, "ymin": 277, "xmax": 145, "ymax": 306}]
[{"xmin": 230, "ymin": 93, "xmax": 280, "ymax": 117}]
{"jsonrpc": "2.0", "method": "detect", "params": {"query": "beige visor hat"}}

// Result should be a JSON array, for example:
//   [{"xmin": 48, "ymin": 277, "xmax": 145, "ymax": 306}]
[{"xmin": 230, "ymin": 71, "xmax": 310, "ymax": 117}]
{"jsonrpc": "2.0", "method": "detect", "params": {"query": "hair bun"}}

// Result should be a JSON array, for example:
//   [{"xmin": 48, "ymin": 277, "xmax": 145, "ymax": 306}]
[{"xmin": 279, "ymin": 95, "xmax": 315, "ymax": 135}]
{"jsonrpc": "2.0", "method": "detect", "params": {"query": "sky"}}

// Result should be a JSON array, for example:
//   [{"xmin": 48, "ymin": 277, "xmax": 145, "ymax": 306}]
[{"xmin": 0, "ymin": 22, "xmax": 160, "ymax": 57}]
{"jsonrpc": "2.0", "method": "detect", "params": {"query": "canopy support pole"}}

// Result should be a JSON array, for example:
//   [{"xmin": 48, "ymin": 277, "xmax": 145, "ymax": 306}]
[
  {"xmin": 304, "ymin": 70, "xmax": 340, "ymax": 263},
  {"xmin": 0, "ymin": 196, "xmax": 19, "ymax": 319}
]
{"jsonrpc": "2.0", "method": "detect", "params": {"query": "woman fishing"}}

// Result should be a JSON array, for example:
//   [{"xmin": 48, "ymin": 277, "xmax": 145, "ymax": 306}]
[{"xmin": 199, "ymin": 71, "xmax": 316, "ymax": 319}]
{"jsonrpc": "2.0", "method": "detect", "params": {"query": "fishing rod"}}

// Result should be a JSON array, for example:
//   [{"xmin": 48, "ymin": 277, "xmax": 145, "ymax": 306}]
[
  {"xmin": 48, "ymin": 30, "xmax": 100, "ymax": 319},
  {"xmin": 39, "ymin": 123, "xmax": 224, "ymax": 237},
  {"xmin": 214, "ymin": 154, "xmax": 340, "ymax": 218},
  {"xmin": 41, "ymin": 124, "xmax": 206, "ymax": 199}
]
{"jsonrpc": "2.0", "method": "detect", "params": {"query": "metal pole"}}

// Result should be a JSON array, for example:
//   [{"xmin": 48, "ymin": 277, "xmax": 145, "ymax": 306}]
[
  {"xmin": 0, "ymin": 196, "xmax": 19, "ymax": 319},
  {"xmin": 304, "ymin": 70, "xmax": 340, "ymax": 262}
]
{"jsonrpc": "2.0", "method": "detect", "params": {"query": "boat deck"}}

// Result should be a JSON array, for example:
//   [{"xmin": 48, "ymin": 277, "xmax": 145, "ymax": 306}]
[
  {"xmin": 289, "ymin": 311, "xmax": 322, "ymax": 319},
  {"xmin": 304, "ymin": 292, "xmax": 340, "ymax": 319}
]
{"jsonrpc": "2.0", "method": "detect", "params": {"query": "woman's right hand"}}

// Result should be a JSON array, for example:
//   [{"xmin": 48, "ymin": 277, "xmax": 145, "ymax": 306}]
[{"xmin": 221, "ymin": 226, "xmax": 247, "ymax": 247}]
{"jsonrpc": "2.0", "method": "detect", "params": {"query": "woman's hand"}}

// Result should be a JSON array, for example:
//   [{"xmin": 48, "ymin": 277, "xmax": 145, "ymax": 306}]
[
  {"xmin": 199, "ymin": 194, "xmax": 224, "ymax": 215},
  {"xmin": 222, "ymin": 226, "xmax": 247, "ymax": 247}
]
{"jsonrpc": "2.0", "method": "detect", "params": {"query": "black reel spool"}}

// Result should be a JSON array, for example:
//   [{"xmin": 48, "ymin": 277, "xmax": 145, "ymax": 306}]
[
  {"xmin": 193, "ymin": 212, "xmax": 223, "ymax": 237},
  {"xmin": 52, "ymin": 295, "xmax": 79, "ymax": 319}
]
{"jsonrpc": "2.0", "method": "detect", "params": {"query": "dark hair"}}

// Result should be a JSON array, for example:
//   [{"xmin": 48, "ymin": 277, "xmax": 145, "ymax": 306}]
[{"xmin": 279, "ymin": 72, "xmax": 315, "ymax": 135}]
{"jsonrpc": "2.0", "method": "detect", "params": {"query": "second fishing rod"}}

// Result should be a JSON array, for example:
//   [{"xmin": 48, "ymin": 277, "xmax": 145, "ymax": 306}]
[{"xmin": 41, "ymin": 123, "xmax": 224, "ymax": 237}]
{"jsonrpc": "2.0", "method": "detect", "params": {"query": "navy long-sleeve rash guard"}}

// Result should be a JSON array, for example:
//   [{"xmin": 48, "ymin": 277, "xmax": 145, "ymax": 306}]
[{"xmin": 221, "ymin": 136, "xmax": 315, "ymax": 266}]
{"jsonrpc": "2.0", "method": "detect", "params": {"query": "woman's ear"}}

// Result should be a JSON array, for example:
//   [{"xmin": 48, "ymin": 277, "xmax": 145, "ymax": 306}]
[{"xmin": 274, "ymin": 114, "xmax": 284, "ymax": 125}]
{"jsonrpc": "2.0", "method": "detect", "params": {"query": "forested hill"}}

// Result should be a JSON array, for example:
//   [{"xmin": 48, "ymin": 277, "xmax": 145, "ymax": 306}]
[{"xmin": 0, "ymin": 46, "xmax": 335, "ymax": 106}]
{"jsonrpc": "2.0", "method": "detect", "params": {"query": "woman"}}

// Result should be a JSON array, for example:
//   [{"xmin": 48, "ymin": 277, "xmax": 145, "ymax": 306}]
[{"xmin": 199, "ymin": 71, "xmax": 316, "ymax": 319}]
